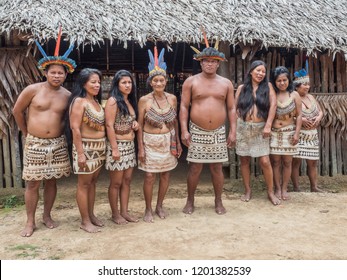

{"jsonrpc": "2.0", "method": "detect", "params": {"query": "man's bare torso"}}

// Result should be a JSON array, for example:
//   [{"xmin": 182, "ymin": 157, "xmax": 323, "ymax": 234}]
[
  {"xmin": 189, "ymin": 74, "xmax": 228, "ymax": 130},
  {"xmin": 27, "ymin": 83, "xmax": 70, "ymax": 138}
]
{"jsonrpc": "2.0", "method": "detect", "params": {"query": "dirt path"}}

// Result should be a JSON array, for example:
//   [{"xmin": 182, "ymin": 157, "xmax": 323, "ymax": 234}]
[{"xmin": 1, "ymin": 162, "xmax": 347, "ymax": 260}]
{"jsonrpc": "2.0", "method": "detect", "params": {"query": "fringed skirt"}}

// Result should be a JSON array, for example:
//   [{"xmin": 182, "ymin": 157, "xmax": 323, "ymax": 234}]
[
  {"xmin": 187, "ymin": 121, "xmax": 228, "ymax": 163},
  {"xmin": 72, "ymin": 137, "xmax": 106, "ymax": 174},
  {"xmin": 236, "ymin": 119, "xmax": 270, "ymax": 157},
  {"xmin": 270, "ymin": 124, "xmax": 299, "ymax": 155},
  {"xmin": 105, "ymin": 140, "xmax": 136, "ymax": 171},
  {"xmin": 138, "ymin": 131, "xmax": 177, "ymax": 173},
  {"xmin": 294, "ymin": 129, "xmax": 319, "ymax": 160},
  {"xmin": 22, "ymin": 134, "xmax": 71, "ymax": 181}
]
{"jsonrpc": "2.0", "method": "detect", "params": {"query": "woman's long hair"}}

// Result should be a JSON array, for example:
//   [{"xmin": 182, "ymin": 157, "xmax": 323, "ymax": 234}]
[
  {"xmin": 270, "ymin": 66, "xmax": 294, "ymax": 94},
  {"xmin": 237, "ymin": 60, "xmax": 270, "ymax": 121},
  {"xmin": 65, "ymin": 68, "xmax": 103, "ymax": 154},
  {"xmin": 109, "ymin": 70, "xmax": 137, "ymax": 116}
]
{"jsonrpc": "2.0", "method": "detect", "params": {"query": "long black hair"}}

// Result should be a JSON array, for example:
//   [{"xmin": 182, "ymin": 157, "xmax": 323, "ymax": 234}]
[
  {"xmin": 270, "ymin": 66, "xmax": 294, "ymax": 94},
  {"xmin": 109, "ymin": 69, "xmax": 137, "ymax": 116},
  {"xmin": 69, "ymin": 68, "xmax": 103, "ymax": 105},
  {"xmin": 237, "ymin": 60, "xmax": 270, "ymax": 121}
]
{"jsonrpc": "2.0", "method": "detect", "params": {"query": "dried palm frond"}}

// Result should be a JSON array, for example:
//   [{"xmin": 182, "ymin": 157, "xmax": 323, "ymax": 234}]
[{"xmin": 0, "ymin": 47, "xmax": 41, "ymax": 138}]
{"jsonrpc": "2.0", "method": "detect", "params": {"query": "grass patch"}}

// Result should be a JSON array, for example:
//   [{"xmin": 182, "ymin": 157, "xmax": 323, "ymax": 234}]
[
  {"xmin": 0, "ymin": 195, "xmax": 25, "ymax": 208},
  {"xmin": 9, "ymin": 244, "xmax": 41, "ymax": 259}
]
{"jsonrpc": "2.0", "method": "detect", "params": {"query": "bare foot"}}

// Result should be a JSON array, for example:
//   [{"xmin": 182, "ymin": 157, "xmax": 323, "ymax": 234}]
[
  {"xmin": 182, "ymin": 200, "xmax": 194, "ymax": 214},
  {"xmin": 143, "ymin": 209, "xmax": 154, "ymax": 223},
  {"xmin": 292, "ymin": 186, "xmax": 301, "ymax": 192},
  {"xmin": 20, "ymin": 223, "xmax": 36, "ymax": 237},
  {"xmin": 80, "ymin": 223, "xmax": 101, "ymax": 233},
  {"xmin": 268, "ymin": 192, "xmax": 281, "ymax": 206},
  {"xmin": 274, "ymin": 188, "xmax": 282, "ymax": 200},
  {"xmin": 215, "ymin": 200, "xmax": 226, "ymax": 215},
  {"xmin": 43, "ymin": 217, "xmax": 58, "ymax": 229},
  {"xmin": 240, "ymin": 191, "xmax": 252, "ymax": 202},
  {"xmin": 90, "ymin": 215, "xmax": 104, "ymax": 227},
  {"xmin": 282, "ymin": 190, "xmax": 290, "ymax": 200},
  {"xmin": 121, "ymin": 212, "xmax": 139, "ymax": 223},
  {"xmin": 111, "ymin": 214, "xmax": 128, "ymax": 225},
  {"xmin": 311, "ymin": 186, "xmax": 324, "ymax": 193},
  {"xmin": 155, "ymin": 206, "xmax": 167, "ymax": 219}
]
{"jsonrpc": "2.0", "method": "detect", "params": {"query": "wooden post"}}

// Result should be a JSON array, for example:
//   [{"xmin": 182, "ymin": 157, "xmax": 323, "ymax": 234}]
[
  {"xmin": 217, "ymin": 42, "xmax": 230, "ymax": 78},
  {"xmin": 320, "ymin": 54, "xmax": 328, "ymax": 93},
  {"xmin": 2, "ymin": 132, "xmax": 12, "ymax": 187},
  {"xmin": 328, "ymin": 54, "xmax": 335, "ymax": 93},
  {"xmin": 236, "ymin": 54, "xmax": 243, "ymax": 87},
  {"xmin": 336, "ymin": 53, "xmax": 342, "ymax": 93},
  {"xmin": 336, "ymin": 131, "xmax": 342, "ymax": 174},
  {"xmin": 341, "ymin": 56, "xmax": 347, "ymax": 92},
  {"xmin": 229, "ymin": 57, "xmax": 236, "ymax": 87},
  {"xmin": 314, "ymin": 54, "xmax": 321, "ymax": 92},
  {"xmin": 11, "ymin": 126, "xmax": 23, "ymax": 188},
  {"xmin": 0, "ymin": 140, "xmax": 3, "ymax": 188},
  {"xmin": 329, "ymin": 126, "xmax": 337, "ymax": 176}
]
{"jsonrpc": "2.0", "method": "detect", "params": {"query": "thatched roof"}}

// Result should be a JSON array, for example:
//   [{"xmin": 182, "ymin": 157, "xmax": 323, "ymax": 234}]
[{"xmin": 1, "ymin": 0, "xmax": 347, "ymax": 57}]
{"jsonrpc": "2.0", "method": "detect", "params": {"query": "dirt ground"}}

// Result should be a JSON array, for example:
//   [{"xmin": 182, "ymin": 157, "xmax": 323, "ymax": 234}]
[{"xmin": 1, "ymin": 159, "xmax": 347, "ymax": 260}]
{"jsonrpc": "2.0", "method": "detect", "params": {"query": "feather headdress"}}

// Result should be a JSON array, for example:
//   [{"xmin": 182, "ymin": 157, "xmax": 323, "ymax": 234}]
[
  {"xmin": 35, "ymin": 26, "xmax": 77, "ymax": 74},
  {"xmin": 148, "ymin": 46, "xmax": 167, "ymax": 79},
  {"xmin": 293, "ymin": 60, "xmax": 310, "ymax": 86},
  {"xmin": 190, "ymin": 27, "xmax": 226, "ymax": 61}
]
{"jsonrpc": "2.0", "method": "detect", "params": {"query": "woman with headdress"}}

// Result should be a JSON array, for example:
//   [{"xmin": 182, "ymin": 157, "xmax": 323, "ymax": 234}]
[
  {"xmin": 270, "ymin": 66, "xmax": 302, "ymax": 200},
  {"xmin": 69, "ymin": 68, "xmax": 106, "ymax": 233},
  {"xmin": 137, "ymin": 46, "xmax": 182, "ymax": 223},
  {"xmin": 105, "ymin": 70, "xmax": 139, "ymax": 224},
  {"xmin": 235, "ymin": 60, "xmax": 280, "ymax": 205},
  {"xmin": 291, "ymin": 63, "xmax": 323, "ymax": 192}
]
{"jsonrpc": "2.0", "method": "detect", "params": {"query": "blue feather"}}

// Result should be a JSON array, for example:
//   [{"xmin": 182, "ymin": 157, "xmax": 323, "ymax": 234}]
[
  {"xmin": 148, "ymin": 49, "xmax": 155, "ymax": 72},
  {"xmin": 35, "ymin": 40, "xmax": 48, "ymax": 58},
  {"xmin": 62, "ymin": 43, "xmax": 74, "ymax": 59},
  {"xmin": 158, "ymin": 49, "xmax": 167, "ymax": 71}
]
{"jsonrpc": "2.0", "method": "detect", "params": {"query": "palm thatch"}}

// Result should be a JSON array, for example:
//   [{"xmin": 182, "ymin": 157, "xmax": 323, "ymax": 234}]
[
  {"xmin": 1, "ymin": 0, "xmax": 347, "ymax": 57},
  {"xmin": 0, "ymin": 49, "xmax": 41, "ymax": 137}
]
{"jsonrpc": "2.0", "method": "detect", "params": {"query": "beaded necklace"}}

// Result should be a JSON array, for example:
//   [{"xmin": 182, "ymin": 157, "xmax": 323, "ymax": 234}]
[
  {"xmin": 82, "ymin": 102, "xmax": 105, "ymax": 131},
  {"xmin": 144, "ymin": 93, "xmax": 176, "ymax": 129},
  {"xmin": 114, "ymin": 111, "xmax": 136, "ymax": 135},
  {"xmin": 275, "ymin": 93, "xmax": 296, "ymax": 120}
]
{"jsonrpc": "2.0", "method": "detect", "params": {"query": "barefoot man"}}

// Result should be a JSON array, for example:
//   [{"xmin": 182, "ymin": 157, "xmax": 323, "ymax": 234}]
[
  {"xmin": 12, "ymin": 32, "xmax": 76, "ymax": 237},
  {"xmin": 179, "ymin": 43, "xmax": 236, "ymax": 215}
]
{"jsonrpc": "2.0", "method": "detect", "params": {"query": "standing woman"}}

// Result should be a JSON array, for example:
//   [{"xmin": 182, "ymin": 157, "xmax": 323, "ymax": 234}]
[
  {"xmin": 69, "ymin": 68, "xmax": 106, "ymax": 233},
  {"xmin": 137, "ymin": 47, "xmax": 182, "ymax": 223},
  {"xmin": 291, "ymin": 66, "xmax": 323, "ymax": 192},
  {"xmin": 270, "ymin": 66, "xmax": 302, "ymax": 200},
  {"xmin": 105, "ymin": 70, "xmax": 139, "ymax": 224},
  {"xmin": 235, "ymin": 60, "xmax": 280, "ymax": 205}
]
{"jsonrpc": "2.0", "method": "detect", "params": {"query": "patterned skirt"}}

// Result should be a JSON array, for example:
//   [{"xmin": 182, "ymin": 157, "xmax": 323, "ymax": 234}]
[
  {"xmin": 22, "ymin": 134, "xmax": 71, "ymax": 181},
  {"xmin": 105, "ymin": 140, "xmax": 136, "ymax": 171},
  {"xmin": 187, "ymin": 121, "xmax": 228, "ymax": 163},
  {"xmin": 72, "ymin": 137, "xmax": 106, "ymax": 174},
  {"xmin": 138, "ymin": 131, "xmax": 177, "ymax": 173},
  {"xmin": 236, "ymin": 119, "xmax": 270, "ymax": 157},
  {"xmin": 270, "ymin": 124, "xmax": 298, "ymax": 155},
  {"xmin": 294, "ymin": 129, "xmax": 319, "ymax": 160}
]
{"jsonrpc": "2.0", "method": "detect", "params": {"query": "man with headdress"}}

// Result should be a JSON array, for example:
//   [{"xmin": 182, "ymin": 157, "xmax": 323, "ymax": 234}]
[
  {"xmin": 13, "ymin": 27, "xmax": 76, "ymax": 237},
  {"xmin": 179, "ymin": 34, "xmax": 236, "ymax": 215}
]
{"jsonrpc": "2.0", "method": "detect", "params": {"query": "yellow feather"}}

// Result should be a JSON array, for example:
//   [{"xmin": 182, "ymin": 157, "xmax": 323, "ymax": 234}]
[
  {"xmin": 190, "ymin": 46, "xmax": 201, "ymax": 54},
  {"xmin": 214, "ymin": 38, "xmax": 220, "ymax": 50}
]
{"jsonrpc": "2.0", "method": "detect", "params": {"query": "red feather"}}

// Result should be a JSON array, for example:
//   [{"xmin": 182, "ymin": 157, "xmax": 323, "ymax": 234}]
[{"xmin": 54, "ymin": 25, "xmax": 62, "ymax": 56}]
